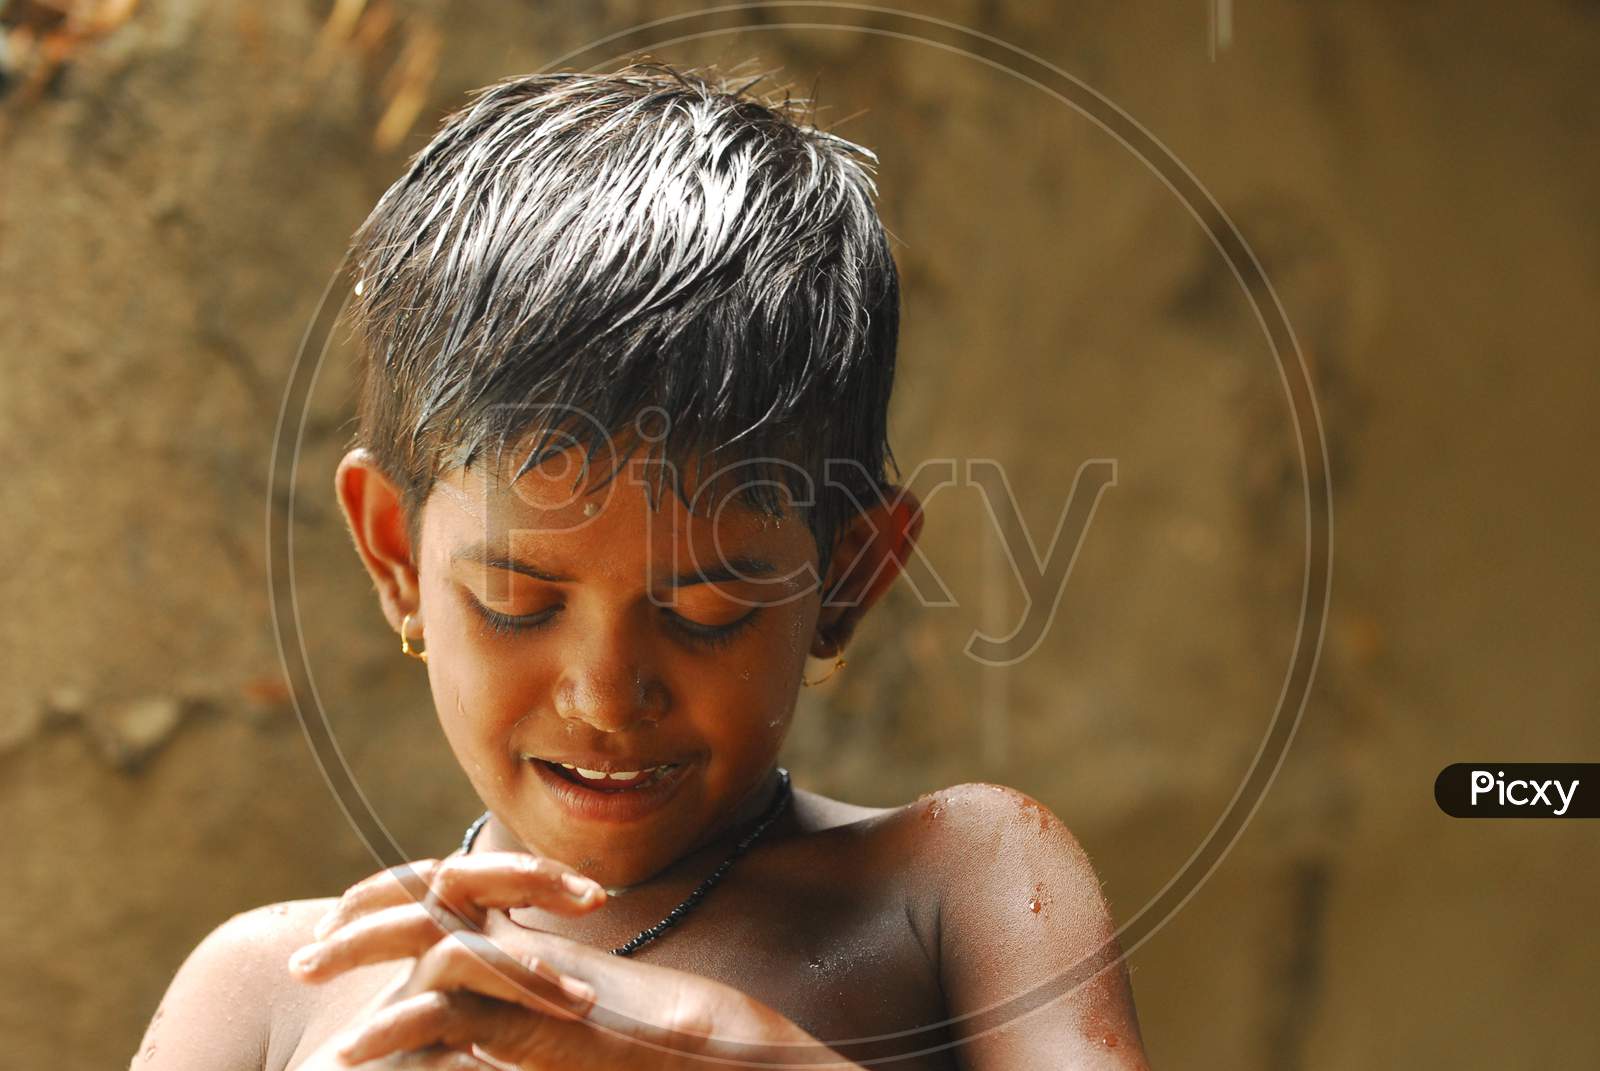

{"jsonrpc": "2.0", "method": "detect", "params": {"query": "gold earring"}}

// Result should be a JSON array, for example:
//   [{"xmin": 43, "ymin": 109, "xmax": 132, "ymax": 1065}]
[
  {"xmin": 801, "ymin": 654, "xmax": 846, "ymax": 688},
  {"xmin": 400, "ymin": 613, "xmax": 428, "ymax": 664}
]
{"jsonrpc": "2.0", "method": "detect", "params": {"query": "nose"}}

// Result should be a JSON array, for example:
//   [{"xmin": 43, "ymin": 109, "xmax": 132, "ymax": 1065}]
[{"xmin": 551, "ymin": 624, "xmax": 668, "ymax": 733}]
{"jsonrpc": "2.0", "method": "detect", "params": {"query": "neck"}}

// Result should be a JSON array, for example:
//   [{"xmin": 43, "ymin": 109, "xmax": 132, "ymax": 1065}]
[
  {"xmin": 609, "ymin": 764, "xmax": 789, "ymax": 895},
  {"xmin": 475, "ymin": 764, "xmax": 790, "ymax": 893}
]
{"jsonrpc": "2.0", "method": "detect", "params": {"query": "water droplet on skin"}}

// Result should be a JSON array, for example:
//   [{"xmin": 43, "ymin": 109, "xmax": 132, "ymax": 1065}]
[
  {"xmin": 1013, "ymin": 794, "xmax": 1054, "ymax": 833},
  {"xmin": 1027, "ymin": 896, "xmax": 1042, "ymax": 913},
  {"xmin": 922, "ymin": 798, "xmax": 944, "ymax": 822},
  {"xmin": 1102, "ymin": 1034, "xmax": 1120, "ymax": 1049},
  {"xmin": 266, "ymin": 904, "xmax": 288, "ymax": 916}
]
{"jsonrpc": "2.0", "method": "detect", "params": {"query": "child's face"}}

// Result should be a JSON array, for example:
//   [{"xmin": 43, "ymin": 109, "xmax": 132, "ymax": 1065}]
[{"xmin": 414, "ymin": 446, "xmax": 825, "ymax": 887}]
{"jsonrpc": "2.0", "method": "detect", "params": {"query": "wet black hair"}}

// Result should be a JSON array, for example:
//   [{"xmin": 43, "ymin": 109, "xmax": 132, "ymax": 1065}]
[{"xmin": 347, "ymin": 63, "xmax": 900, "ymax": 579}]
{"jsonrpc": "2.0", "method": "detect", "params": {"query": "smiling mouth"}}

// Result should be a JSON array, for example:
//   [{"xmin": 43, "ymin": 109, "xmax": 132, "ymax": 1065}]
[{"xmin": 528, "ymin": 758, "xmax": 681, "ymax": 792}]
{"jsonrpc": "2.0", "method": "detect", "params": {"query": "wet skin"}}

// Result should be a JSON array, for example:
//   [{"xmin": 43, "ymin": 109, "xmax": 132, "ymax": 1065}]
[
  {"xmin": 409, "ymin": 447, "xmax": 840, "ymax": 892},
  {"xmin": 134, "ymin": 443, "xmax": 1150, "ymax": 1070}
]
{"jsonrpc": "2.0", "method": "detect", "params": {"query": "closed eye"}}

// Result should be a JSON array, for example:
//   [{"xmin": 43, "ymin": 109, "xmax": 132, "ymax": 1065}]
[
  {"xmin": 466, "ymin": 595, "xmax": 759, "ymax": 649},
  {"xmin": 661, "ymin": 607, "xmax": 760, "ymax": 649},
  {"xmin": 470, "ymin": 600, "xmax": 560, "ymax": 636}
]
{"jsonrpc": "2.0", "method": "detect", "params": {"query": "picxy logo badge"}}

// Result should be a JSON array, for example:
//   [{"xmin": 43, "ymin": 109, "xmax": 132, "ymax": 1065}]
[{"xmin": 1435, "ymin": 764, "xmax": 1595, "ymax": 818}]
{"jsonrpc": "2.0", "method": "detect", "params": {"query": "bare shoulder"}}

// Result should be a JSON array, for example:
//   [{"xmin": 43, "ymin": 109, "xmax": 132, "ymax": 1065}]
[
  {"xmin": 872, "ymin": 781, "xmax": 1102, "ymax": 886},
  {"xmin": 789, "ymin": 785, "xmax": 897, "ymax": 833},
  {"xmin": 135, "ymin": 898, "xmax": 335, "ymax": 1071},
  {"xmin": 792, "ymin": 780, "xmax": 1102, "ymax": 893},
  {"xmin": 871, "ymin": 783, "xmax": 1151, "ymax": 1068}
]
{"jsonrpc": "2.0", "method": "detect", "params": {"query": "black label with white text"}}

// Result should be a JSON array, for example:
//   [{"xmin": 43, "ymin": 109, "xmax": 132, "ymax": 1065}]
[{"xmin": 1435, "ymin": 763, "xmax": 1597, "ymax": 818}]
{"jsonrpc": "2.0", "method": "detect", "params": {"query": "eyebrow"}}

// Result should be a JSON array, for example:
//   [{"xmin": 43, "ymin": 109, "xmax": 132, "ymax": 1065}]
[
  {"xmin": 451, "ymin": 544, "xmax": 777, "ymax": 587},
  {"xmin": 670, "ymin": 555, "xmax": 779, "ymax": 588},
  {"xmin": 451, "ymin": 545, "xmax": 573, "ymax": 583}
]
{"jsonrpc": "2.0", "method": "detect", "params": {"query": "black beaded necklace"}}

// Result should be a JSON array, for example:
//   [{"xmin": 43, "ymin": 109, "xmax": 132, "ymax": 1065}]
[{"xmin": 458, "ymin": 766, "xmax": 792, "ymax": 957}]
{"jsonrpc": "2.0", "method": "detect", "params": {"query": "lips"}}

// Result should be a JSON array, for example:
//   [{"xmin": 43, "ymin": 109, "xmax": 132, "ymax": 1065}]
[
  {"xmin": 525, "ymin": 755, "xmax": 694, "ymax": 822},
  {"xmin": 541, "ymin": 760, "xmax": 678, "ymax": 790}
]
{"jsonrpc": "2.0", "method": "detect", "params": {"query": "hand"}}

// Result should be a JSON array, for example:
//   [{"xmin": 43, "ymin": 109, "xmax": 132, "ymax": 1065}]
[{"xmin": 289, "ymin": 853, "xmax": 849, "ymax": 1070}]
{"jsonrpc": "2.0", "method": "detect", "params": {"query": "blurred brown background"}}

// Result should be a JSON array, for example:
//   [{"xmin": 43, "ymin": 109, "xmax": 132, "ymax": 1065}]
[{"xmin": 2, "ymin": 1, "xmax": 1597, "ymax": 1068}]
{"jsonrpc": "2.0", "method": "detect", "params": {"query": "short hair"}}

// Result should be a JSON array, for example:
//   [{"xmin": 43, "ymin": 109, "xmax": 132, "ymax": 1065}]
[{"xmin": 347, "ymin": 63, "xmax": 900, "ymax": 579}]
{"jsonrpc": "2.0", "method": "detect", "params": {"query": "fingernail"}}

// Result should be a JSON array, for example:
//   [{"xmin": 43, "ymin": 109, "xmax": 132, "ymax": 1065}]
[
  {"xmin": 562, "ymin": 872, "xmax": 603, "ymax": 902},
  {"xmin": 559, "ymin": 975, "xmax": 596, "ymax": 1004},
  {"xmin": 334, "ymin": 1029, "xmax": 365, "ymax": 1062},
  {"xmin": 289, "ymin": 944, "xmax": 322, "ymax": 973}
]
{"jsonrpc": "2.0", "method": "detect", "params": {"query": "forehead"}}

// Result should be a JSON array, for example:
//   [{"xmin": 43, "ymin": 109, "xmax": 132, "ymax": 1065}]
[{"xmin": 424, "ymin": 442, "xmax": 815, "ymax": 568}]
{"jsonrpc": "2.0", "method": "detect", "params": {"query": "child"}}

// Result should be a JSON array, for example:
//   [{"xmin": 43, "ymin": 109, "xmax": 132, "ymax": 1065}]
[{"xmin": 139, "ymin": 65, "xmax": 1148, "ymax": 1070}]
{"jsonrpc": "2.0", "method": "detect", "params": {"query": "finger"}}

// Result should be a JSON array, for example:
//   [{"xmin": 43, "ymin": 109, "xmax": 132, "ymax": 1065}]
[
  {"xmin": 402, "ymin": 930, "xmax": 597, "ymax": 1021},
  {"xmin": 337, "ymin": 991, "xmax": 555, "ymax": 1066},
  {"xmin": 366, "ymin": 1048, "xmax": 500, "ymax": 1070},
  {"xmin": 349, "ymin": 1038, "xmax": 500, "ymax": 1069},
  {"xmin": 316, "ymin": 859, "xmax": 445, "ymax": 940},
  {"xmin": 426, "ymin": 854, "xmax": 606, "ymax": 920},
  {"xmin": 316, "ymin": 852, "xmax": 603, "ymax": 942},
  {"xmin": 292, "ymin": 903, "xmax": 454, "ymax": 982}
]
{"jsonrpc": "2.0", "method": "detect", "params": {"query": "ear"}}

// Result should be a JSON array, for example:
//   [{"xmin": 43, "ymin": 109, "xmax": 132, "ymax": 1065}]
[
  {"xmin": 334, "ymin": 448, "xmax": 422, "ymax": 632},
  {"xmin": 811, "ymin": 486, "xmax": 926, "ymax": 658}
]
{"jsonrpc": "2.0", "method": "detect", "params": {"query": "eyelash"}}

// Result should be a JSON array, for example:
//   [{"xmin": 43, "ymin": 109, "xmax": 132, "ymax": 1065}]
[
  {"xmin": 472, "ymin": 603, "xmax": 558, "ymax": 637},
  {"xmin": 468, "ymin": 599, "xmax": 760, "ymax": 650},
  {"xmin": 664, "ymin": 608, "xmax": 760, "ymax": 650}
]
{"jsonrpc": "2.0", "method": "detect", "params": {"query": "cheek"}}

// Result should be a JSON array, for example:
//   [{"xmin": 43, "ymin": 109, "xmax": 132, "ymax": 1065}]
[
  {"xmin": 713, "ymin": 614, "xmax": 811, "ymax": 739},
  {"xmin": 422, "ymin": 587, "xmax": 550, "ymax": 753}
]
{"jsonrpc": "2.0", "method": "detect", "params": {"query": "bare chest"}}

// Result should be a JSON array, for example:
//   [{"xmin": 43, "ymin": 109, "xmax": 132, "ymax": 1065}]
[{"xmin": 282, "ymin": 837, "xmax": 956, "ymax": 1070}]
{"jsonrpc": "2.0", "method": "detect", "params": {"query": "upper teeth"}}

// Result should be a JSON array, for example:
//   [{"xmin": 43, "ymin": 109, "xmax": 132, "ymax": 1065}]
[{"xmin": 560, "ymin": 762, "xmax": 659, "ymax": 781}]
